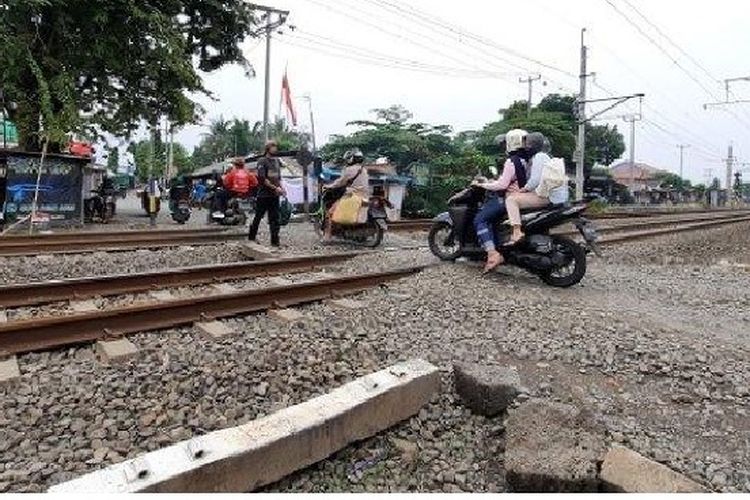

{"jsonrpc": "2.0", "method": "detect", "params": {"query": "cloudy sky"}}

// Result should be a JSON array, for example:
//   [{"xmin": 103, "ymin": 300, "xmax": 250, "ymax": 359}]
[{"xmin": 174, "ymin": 0, "xmax": 750, "ymax": 186}]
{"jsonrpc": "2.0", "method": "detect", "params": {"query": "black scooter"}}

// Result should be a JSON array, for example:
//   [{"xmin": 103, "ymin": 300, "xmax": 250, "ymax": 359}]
[{"xmin": 428, "ymin": 182, "xmax": 600, "ymax": 287}]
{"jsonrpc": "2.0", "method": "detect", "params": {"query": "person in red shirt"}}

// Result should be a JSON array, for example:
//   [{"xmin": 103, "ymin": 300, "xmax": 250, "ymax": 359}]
[{"xmin": 214, "ymin": 157, "xmax": 258, "ymax": 216}]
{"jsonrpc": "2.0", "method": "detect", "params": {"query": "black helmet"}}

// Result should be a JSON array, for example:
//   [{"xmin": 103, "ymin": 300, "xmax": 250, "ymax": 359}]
[
  {"xmin": 343, "ymin": 148, "xmax": 364, "ymax": 165},
  {"xmin": 525, "ymin": 132, "xmax": 547, "ymax": 156}
]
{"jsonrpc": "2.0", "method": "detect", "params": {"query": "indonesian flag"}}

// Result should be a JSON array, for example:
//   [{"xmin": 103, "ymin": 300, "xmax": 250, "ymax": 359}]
[{"xmin": 281, "ymin": 69, "xmax": 298, "ymax": 127}]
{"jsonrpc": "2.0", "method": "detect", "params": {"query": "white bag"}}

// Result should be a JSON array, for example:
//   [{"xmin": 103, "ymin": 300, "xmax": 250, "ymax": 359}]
[{"xmin": 535, "ymin": 157, "xmax": 568, "ymax": 198}]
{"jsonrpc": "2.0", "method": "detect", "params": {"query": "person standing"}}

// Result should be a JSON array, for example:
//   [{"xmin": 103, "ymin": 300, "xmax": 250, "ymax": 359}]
[{"xmin": 249, "ymin": 140, "xmax": 285, "ymax": 246}]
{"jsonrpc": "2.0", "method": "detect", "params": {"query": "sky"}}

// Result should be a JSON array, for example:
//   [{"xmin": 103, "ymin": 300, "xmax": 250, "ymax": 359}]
[{"xmin": 170, "ymin": 0, "xmax": 750, "ymax": 187}]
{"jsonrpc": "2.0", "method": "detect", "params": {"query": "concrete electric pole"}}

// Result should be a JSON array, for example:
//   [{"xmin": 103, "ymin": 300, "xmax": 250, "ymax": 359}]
[
  {"xmin": 726, "ymin": 143, "xmax": 735, "ymax": 204},
  {"xmin": 250, "ymin": 4, "xmax": 289, "ymax": 142},
  {"xmin": 677, "ymin": 144, "xmax": 690, "ymax": 179},
  {"xmin": 575, "ymin": 29, "xmax": 588, "ymax": 201},
  {"xmin": 519, "ymin": 74, "xmax": 543, "ymax": 118}
]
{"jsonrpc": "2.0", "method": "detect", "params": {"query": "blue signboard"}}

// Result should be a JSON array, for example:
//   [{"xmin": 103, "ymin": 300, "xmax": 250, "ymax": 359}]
[{"xmin": 4, "ymin": 155, "xmax": 83, "ymax": 222}]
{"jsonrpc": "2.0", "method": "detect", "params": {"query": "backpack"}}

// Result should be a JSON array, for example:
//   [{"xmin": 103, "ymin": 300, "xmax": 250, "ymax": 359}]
[
  {"xmin": 278, "ymin": 197, "xmax": 293, "ymax": 226},
  {"xmin": 535, "ymin": 157, "xmax": 568, "ymax": 198}
]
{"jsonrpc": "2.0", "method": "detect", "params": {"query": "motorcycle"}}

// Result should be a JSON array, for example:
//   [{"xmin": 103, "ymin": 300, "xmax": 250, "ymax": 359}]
[
  {"xmin": 85, "ymin": 186, "xmax": 117, "ymax": 223},
  {"xmin": 169, "ymin": 183, "xmax": 191, "ymax": 224},
  {"xmin": 427, "ymin": 182, "xmax": 600, "ymax": 287},
  {"xmin": 206, "ymin": 185, "xmax": 253, "ymax": 226},
  {"xmin": 312, "ymin": 190, "xmax": 390, "ymax": 248}
]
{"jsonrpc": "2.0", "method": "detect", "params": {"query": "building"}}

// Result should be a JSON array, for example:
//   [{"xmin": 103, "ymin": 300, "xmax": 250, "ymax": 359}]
[{"xmin": 610, "ymin": 162, "xmax": 669, "ymax": 193}]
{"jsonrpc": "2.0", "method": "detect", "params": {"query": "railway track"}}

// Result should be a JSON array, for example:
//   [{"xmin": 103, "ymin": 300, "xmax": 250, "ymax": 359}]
[
  {"xmin": 0, "ymin": 266, "xmax": 424, "ymax": 356},
  {"xmin": 391, "ymin": 209, "xmax": 750, "ymax": 231},
  {"xmin": 0, "ymin": 228, "xmax": 245, "ymax": 257},
  {"xmin": 0, "ymin": 252, "xmax": 359, "ymax": 309},
  {"xmin": 390, "ymin": 211, "xmax": 750, "ymax": 235}
]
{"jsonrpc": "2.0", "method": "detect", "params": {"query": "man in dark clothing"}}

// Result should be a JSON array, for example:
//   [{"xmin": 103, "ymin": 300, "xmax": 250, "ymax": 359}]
[{"xmin": 249, "ymin": 140, "xmax": 285, "ymax": 246}]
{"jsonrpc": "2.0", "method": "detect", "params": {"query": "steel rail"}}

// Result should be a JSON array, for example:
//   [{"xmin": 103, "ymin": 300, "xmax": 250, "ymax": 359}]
[
  {"xmin": 0, "ymin": 227, "xmax": 229, "ymax": 243},
  {"xmin": 390, "ymin": 210, "xmax": 750, "ymax": 232},
  {"xmin": 0, "ymin": 252, "xmax": 360, "ymax": 309},
  {"xmin": 597, "ymin": 215, "xmax": 750, "ymax": 245},
  {"xmin": 0, "ymin": 231, "xmax": 246, "ymax": 257},
  {"xmin": 0, "ymin": 266, "xmax": 424, "ymax": 356}
]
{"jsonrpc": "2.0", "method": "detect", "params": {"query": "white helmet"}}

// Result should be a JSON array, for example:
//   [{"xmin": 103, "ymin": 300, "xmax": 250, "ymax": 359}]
[{"xmin": 505, "ymin": 129, "xmax": 528, "ymax": 153}]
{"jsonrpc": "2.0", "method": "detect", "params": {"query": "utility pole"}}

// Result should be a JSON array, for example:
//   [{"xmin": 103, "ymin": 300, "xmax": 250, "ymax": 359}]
[
  {"xmin": 677, "ymin": 144, "xmax": 690, "ymax": 179},
  {"xmin": 622, "ymin": 114, "xmax": 642, "ymax": 198},
  {"xmin": 726, "ymin": 143, "xmax": 735, "ymax": 204},
  {"xmin": 575, "ymin": 29, "xmax": 588, "ymax": 201},
  {"xmin": 251, "ymin": 4, "xmax": 289, "ymax": 142},
  {"xmin": 704, "ymin": 76, "xmax": 750, "ymax": 108},
  {"xmin": 300, "ymin": 93, "xmax": 317, "ymax": 216},
  {"xmin": 519, "ymin": 74, "xmax": 542, "ymax": 118}
]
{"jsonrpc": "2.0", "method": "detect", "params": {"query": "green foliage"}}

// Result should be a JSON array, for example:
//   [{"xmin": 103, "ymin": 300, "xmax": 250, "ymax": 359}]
[
  {"xmin": 128, "ymin": 134, "xmax": 192, "ymax": 182},
  {"xmin": 654, "ymin": 172, "xmax": 692, "ymax": 192},
  {"xmin": 191, "ymin": 117, "xmax": 310, "ymax": 168},
  {"xmin": 478, "ymin": 94, "xmax": 625, "ymax": 175},
  {"xmin": 106, "ymin": 147, "xmax": 120, "ymax": 171},
  {"xmin": 322, "ymin": 106, "xmax": 459, "ymax": 172},
  {"xmin": 0, "ymin": 0, "xmax": 261, "ymax": 150}
]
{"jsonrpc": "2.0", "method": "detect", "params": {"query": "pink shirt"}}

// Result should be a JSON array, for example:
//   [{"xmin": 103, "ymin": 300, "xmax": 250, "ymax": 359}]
[{"xmin": 479, "ymin": 158, "xmax": 525, "ymax": 194}]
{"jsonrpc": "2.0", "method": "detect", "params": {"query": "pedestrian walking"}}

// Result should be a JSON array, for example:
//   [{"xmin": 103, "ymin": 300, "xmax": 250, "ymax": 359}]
[{"xmin": 249, "ymin": 140, "xmax": 285, "ymax": 246}]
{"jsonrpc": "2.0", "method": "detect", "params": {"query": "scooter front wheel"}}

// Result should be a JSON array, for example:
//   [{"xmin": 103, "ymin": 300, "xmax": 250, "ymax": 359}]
[{"xmin": 428, "ymin": 221, "xmax": 462, "ymax": 261}]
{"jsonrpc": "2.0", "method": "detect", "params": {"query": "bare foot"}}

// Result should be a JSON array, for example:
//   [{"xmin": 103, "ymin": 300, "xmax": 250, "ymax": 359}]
[{"xmin": 483, "ymin": 251, "xmax": 504, "ymax": 274}]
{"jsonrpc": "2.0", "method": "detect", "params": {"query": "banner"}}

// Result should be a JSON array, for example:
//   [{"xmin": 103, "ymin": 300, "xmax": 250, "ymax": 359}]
[{"xmin": 4, "ymin": 154, "xmax": 83, "ymax": 222}]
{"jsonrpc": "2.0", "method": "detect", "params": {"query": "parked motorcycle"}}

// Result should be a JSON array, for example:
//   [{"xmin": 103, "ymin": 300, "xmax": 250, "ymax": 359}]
[
  {"xmin": 312, "ymin": 190, "xmax": 390, "ymax": 248},
  {"xmin": 427, "ymin": 182, "xmax": 600, "ymax": 287},
  {"xmin": 85, "ymin": 186, "xmax": 117, "ymax": 223},
  {"xmin": 169, "ymin": 183, "xmax": 191, "ymax": 224}
]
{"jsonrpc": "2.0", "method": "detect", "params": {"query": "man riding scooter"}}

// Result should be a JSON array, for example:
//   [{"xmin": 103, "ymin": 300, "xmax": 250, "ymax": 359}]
[
  {"xmin": 321, "ymin": 148, "xmax": 370, "ymax": 242},
  {"xmin": 213, "ymin": 157, "xmax": 257, "ymax": 219}
]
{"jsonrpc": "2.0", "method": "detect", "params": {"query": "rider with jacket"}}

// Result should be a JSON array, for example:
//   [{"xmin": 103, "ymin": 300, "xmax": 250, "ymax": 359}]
[
  {"xmin": 214, "ymin": 157, "xmax": 257, "ymax": 217},
  {"xmin": 322, "ymin": 148, "xmax": 370, "ymax": 242}
]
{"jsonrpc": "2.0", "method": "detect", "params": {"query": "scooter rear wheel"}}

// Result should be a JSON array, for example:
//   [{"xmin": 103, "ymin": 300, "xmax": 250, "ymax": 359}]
[{"xmin": 540, "ymin": 235, "xmax": 587, "ymax": 288}]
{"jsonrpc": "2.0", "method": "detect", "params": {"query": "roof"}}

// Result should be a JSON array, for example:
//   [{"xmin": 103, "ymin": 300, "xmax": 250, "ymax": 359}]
[
  {"xmin": 0, "ymin": 149, "xmax": 93, "ymax": 164},
  {"xmin": 610, "ymin": 162, "xmax": 669, "ymax": 181}
]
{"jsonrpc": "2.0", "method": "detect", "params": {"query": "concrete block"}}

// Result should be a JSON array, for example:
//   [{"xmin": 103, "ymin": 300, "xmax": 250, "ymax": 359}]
[
  {"xmin": 329, "ymin": 298, "xmax": 364, "ymax": 310},
  {"xmin": 96, "ymin": 338, "xmax": 138, "ymax": 364},
  {"xmin": 239, "ymin": 242, "xmax": 275, "ymax": 260},
  {"xmin": 600, "ymin": 446, "xmax": 707, "ymax": 493},
  {"xmin": 0, "ymin": 310, "xmax": 6, "ymax": 323},
  {"xmin": 149, "ymin": 290, "xmax": 174, "ymax": 302},
  {"xmin": 49, "ymin": 359, "xmax": 440, "ymax": 493},
  {"xmin": 69, "ymin": 300, "xmax": 98, "ymax": 313},
  {"xmin": 211, "ymin": 283, "xmax": 237, "ymax": 295},
  {"xmin": 194, "ymin": 321, "xmax": 234, "ymax": 340},
  {"xmin": 0, "ymin": 356, "xmax": 20, "ymax": 385},
  {"xmin": 504, "ymin": 400, "xmax": 606, "ymax": 492},
  {"xmin": 453, "ymin": 363, "xmax": 522, "ymax": 417},
  {"xmin": 268, "ymin": 277, "xmax": 292, "ymax": 287},
  {"xmin": 268, "ymin": 308, "xmax": 305, "ymax": 323}
]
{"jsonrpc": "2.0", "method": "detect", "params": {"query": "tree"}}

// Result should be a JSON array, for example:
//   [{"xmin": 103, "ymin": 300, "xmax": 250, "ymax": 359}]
[
  {"xmin": 322, "ymin": 106, "xmax": 459, "ymax": 172},
  {"xmin": 482, "ymin": 94, "xmax": 626, "ymax": 176},
  {"xmin": 190, "ymin": 116, "xmax": 310, "ymax": 169},
  {"xmin": 1, "ymin": 1, "xmax": 260, "ymax": 151},
  {"xmin": 654, "ymin": 172, "xmax": 692, "ymax": 192},
  {"xmin": 106, "ymin": 147, "xmax": 120, "ymax": 172}
]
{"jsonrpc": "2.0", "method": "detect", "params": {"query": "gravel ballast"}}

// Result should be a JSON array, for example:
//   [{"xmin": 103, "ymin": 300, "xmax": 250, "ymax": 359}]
[{"xmin": 0, "ymin": 220, "xmax": 749, "ymax": 492}]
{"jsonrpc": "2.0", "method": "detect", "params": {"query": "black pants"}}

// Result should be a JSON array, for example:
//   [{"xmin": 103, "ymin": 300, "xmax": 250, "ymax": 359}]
[{"xmin": 249, "ymin": 196, "xmax": 280, "ymax": 246}]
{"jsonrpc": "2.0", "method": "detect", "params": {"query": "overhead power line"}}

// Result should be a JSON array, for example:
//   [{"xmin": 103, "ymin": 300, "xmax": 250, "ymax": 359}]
[
  {"xmin": 619, "ymin": 0, "xmax": 719, "ymax": 84},
  {"xmin": 280, "ymin": 31, "xmax": 518, "ymax": 80},
  {"xmin": 602, "ymin": 0, "xmax": 750, "ymax": 132},
  {"xmin": 362, "ymin": 0, "xmax": 578, "ymax": 92}
]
